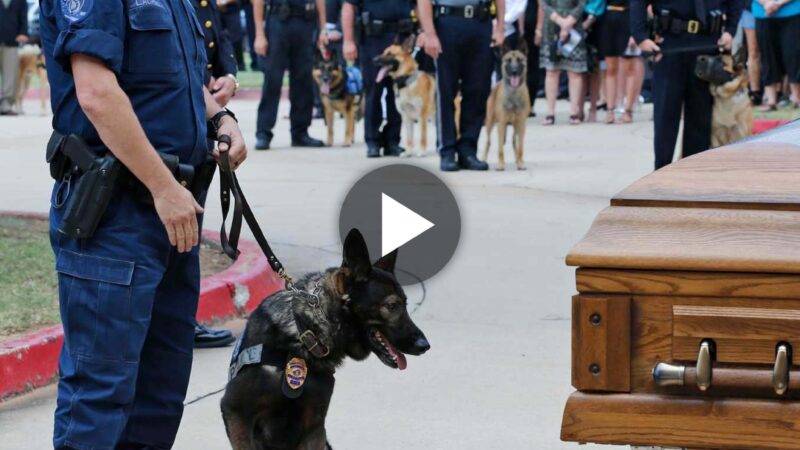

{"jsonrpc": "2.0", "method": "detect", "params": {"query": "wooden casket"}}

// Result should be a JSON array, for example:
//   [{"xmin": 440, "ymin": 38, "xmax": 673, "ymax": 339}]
[{"xmin": 560, "ymin": 121, "xmax": 800, "ymax": 449}]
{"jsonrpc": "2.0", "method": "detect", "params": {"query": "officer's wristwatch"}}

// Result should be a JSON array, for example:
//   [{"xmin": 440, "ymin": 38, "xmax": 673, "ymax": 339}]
[
  {"xmin": 224, "ymin": 73, "xmax": 240, "ymax": 96},
  {"xmin": 208, "ymin": 108, "xmax": 238, "ymax": 139}
]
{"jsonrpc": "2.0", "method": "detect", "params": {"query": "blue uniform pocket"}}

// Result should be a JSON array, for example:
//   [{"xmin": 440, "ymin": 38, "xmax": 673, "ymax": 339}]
[
  {"xmin": 56, "ymin": 250, "xmax": 139, "ymax": 362},
  {"xmin": 125, "ymin": 5, "xmax": 180, "ymax": 74}
]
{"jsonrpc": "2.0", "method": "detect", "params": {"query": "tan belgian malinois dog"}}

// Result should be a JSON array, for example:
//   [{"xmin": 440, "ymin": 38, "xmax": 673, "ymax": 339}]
[
  {"xmin": 374, "ymin": 36, "xmax": 437, "ymax": 157},
  {"xmin": 482, "ymin": 41, "xmax": 531, "ymax": 170},
  {"xmin": 707, "ymin": 53, "xmax": 752, "ymax": 147}
]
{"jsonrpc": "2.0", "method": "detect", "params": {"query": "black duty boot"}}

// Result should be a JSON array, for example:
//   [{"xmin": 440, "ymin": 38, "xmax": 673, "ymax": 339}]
[
  {"xmin": 255, "ymin": 135, "xmax": 271, "ymax": 150},
  {"xmin": 367, "ymin": 142, "xmax": 381, "ymax": 158},
  {"xmin": 384, "ymin": 144, "xmax": 405, "ymax": 156},
  {"xmin": 292, "ymin": 133, "xmax": 325, "ymax": 147},
  {"xmin": 458, "ymin": 155, "xmax": 489, "ymax": 171},
  {"xmin": 440, "ymin": 153, "xmax": 459, "ymax": 171},
  {"xmin": 194, "ymin": 323, "xmax": 236, "ymax": 348}
]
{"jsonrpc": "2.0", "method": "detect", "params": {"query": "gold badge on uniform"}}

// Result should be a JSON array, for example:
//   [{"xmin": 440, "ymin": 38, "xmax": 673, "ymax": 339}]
[{"xmin": 282, "ymin": 357, "xmax": 308, "ymax": 399}]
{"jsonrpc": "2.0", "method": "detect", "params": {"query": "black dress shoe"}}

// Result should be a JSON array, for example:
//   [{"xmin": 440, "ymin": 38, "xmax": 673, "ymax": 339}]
[
  {"xmin": 458, "ymin": 155, "xmax": 489, "ymax": 171},
  {"xmin": 292, "ymin": 133, "xmax": 325, "ymax": 147},
  {"xmin": 384, "ymin": 144, "xmax": 405, "ymax": 156},
  {"xmin": 194, "ymin": 323, "xmax": 236, "ymax": 348},
  {"xmin": 367, "ymin": 143, "xmax": 381, "ymax": 158},
  {"xmin": 440, "ymin": 154, "xmax": 459, "ymax": 171},
  {"xmin": 255, "ymin": 136, "xmax": 271, "ymax": 150}
]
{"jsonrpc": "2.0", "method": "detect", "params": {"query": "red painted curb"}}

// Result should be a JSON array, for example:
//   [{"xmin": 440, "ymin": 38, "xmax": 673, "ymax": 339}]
[
  {"xmin": 0, "ymin": 213, "xmax": 284, "ymax": 400},
  {"xmin": 753, "ymin": 119, "xmax": 792, "ymax": 135}
]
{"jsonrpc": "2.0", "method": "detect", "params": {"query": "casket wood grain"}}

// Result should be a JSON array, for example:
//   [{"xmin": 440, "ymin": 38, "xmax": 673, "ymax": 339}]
[{"xmin": 561, "ymin": 132, "xmax": 800, "ymax": 449}]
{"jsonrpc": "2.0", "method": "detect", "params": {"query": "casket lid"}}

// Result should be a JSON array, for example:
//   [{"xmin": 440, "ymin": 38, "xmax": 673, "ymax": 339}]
[{"xmin": 567, "ymin": 127, "xmax": 800, "ymax": 274}]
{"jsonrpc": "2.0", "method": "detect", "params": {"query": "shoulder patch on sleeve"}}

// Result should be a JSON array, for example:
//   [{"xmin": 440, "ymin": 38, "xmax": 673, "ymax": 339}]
[{"xmin": 61, "ymin": 0, "xmax": 94, "ymax": 23}]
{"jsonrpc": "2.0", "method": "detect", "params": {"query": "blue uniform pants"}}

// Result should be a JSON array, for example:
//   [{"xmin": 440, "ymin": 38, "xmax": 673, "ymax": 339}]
[
  {"xmin": 434, "ymin": 16, "xmax": 493, "ymax": 159},
  {"xmin": 360, "ymin": 33, "xmax": 402, "ymax": 147},
  {"xmin": 50, "ymin": 185, "xmax": 200, "ymax": 450},
  {"xmin": 256, "ymin": 16, "xmax": 316, "ymax": 141},
  {"xmin": 652, "ymin": 33, "xmax": 714, "ymax": 170}
]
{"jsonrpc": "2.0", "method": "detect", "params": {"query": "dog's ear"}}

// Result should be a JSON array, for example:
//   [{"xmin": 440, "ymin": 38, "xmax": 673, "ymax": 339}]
[
  {"xmin": 518, "ymin": 38, "xmax": 528, "ymax": 56},
  {"xmin": 342, "ymin": 228, "xmax": 372, "ymax": 281},
  {"xmin": 401, "ymin": 34, "xmax": 416, "ymax": 53},
  {"xmin": 374, "ymin": 249, "xmax": 398, "ymax": 273}
]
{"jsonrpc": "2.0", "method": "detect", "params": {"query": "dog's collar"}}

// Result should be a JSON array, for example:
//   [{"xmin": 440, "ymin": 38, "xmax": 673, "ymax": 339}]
[
  {"xmin": 393, "ymin": 70, "xmax": 419, "ymax": 89},
  {"xmin": 298, "ymin": 329, "xmax": 330, "ymax": 358}
]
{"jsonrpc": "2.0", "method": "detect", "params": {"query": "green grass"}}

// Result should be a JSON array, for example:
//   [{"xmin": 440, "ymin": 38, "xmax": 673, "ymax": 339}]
[
  {"xmin": 0, "ymin": 217, "xmax": 59, "ymax": 338},
  {"xmin": 753, "ymin": 106, "xmax": 800, "ymax": 121}
]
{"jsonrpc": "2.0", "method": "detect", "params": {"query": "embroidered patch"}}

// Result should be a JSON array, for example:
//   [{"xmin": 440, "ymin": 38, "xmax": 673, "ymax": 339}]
[
  {"xmin": 61, "ymin": 0, "xmax": 93, "ymax": 23},
  {"xmin": 285, "ymin": 357, "xmax": 307, "ymax": 390}
]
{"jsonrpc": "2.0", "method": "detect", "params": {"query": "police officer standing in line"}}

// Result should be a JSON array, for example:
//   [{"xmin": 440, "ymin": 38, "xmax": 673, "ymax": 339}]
[
  {"xmin": 342, "ymin": 0, "xmax": 411, "ymax": 157},
  {"xmin": 191, "ymin": 0, "xmax": 240, "ymax": 348},
  {"xmin": 632, "ymin": 0, "xmax": 740, "ymax": 169},
  {"xmin": 418, "ymin": 0, "xmax": 505, "ymax": 171},
  {"xmin": 39, "ymin": 0, "xmax": 247, "ymax": 448},
  {"xmin": 252, "ymin": 0, "xmax": 329, "ymax": 149}
]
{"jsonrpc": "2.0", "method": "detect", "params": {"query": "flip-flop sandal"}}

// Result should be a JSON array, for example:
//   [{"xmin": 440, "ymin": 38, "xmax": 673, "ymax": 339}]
[
  {"xmin": 616, "ymin": 109, "xmax": 633, "ymax": 124},
  {"xmin": 543, "ymin": 115, "xmax": 555, "ymax": 126},
  {"xmin": 759, "ymin": 103, "xmax": 777, "ymax": 112},
  {"xmin": 604, "ymin": 111, "xmax": 615, "ymax": 124},
  {"xmin": 569, "ymin": 115, "xmax": 582, "ymax": 125}
]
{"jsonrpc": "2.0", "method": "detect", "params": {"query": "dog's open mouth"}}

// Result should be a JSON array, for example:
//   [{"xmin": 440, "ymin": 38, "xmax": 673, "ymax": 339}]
[
  {"xmin": 508, "ymin": 75, "xmax": 522, "ymax": 88},
  {"xmin": 375, "ymin": 60, "xmax": 399, "ymax": 83},
  {"xmin": 321, "ymin": 82, "xmax": 331, "ymax": 95},
  {"xmin": 369, "ymin": 328, "xmax": 407, "ymax": 370}
]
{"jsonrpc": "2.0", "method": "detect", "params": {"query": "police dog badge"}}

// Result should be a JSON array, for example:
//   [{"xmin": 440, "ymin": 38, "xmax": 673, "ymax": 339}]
[
  {"xmin": 281, "ymin": 357, "xmax": 308, "ymax": 399},
  {"xmin": 61, "ymin": 0, "xmax": 93, "ymax": 23}
]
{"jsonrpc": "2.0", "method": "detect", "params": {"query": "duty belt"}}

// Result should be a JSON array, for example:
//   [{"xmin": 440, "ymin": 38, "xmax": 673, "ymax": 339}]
[
  {"xmin": 269, "ymin": 1, "xmax": 316, "ymax": 20},
  {"xmin": 657, "ymin": 13, "xmax": 721, "ymax": 35},
  {"xmin": 361, "ymin": 18, "xmax": 415, "ymax": 36},
  {"xmin": 434, "ymin": 4, "xmax": 491, "ymax": 20}
]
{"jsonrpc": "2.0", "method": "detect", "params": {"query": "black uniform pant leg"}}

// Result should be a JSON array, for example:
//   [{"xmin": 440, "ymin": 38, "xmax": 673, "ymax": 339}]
[
  {"xmin": 524, "ymin": 28, "xmax": 539, "ymax": 108},
  {"xmin": 456, "ymin": 19, "xmax": 493, "ymax": 159},
  {"xmin": 256, "ymin": 18, "xmax": 290, "ymax": 140},
  {"xmin": 361, "ymin": 34, "xmax": 396, "ymax": 146},
  {"xmin": 434, "ymin": 17, "xmax": 461, "ymax": 158},
  {"xmin": 682, "ymin": 51, "xmax": 712, "ymax": 156},
  {"xmin": 652, "ymin": 50, "xmax": 687, "ymax": 170},
  {"xmin": 287, "ymin": 18, "xmax": 315, "ymax": 137}
]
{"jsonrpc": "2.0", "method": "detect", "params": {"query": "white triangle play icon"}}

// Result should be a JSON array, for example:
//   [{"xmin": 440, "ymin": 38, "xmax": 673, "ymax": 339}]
[{"xmin": 381, "ymin": 193, "xmax": 435, "ymax": 257}]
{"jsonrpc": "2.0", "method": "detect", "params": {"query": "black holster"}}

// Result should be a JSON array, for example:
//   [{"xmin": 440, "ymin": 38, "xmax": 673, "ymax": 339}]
[{"xmin": 47, "ymin": 131, "xmax": 209, "ymax": 240}]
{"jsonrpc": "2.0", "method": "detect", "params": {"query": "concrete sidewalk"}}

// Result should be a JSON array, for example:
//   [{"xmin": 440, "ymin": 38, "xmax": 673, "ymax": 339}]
[{"xmin": 0, "ymin": 97, "xmax": 653, "ymax": 449}]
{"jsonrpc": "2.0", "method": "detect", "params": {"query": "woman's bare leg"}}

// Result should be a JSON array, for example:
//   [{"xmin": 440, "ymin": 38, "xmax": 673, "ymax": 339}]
[
  {"xmin": 604, "ymin": 57, "xmax": 620, "ymax": 123},
  {"xmin": 568, "ymin": 71, "xmax": 584, "ymax": 123},
  {"xmin": 744, "ymin": 27, "xmax": 761, "ymax": 94},
  {"xmin": 544, "ymin": 70, "xmax": 559, "ymax": 123}
]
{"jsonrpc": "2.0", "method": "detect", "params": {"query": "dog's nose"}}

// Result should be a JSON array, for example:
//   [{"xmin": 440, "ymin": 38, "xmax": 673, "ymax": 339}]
[{"xmin": 414, "ymin": 337, "xmax": 431, "ymax": 353}]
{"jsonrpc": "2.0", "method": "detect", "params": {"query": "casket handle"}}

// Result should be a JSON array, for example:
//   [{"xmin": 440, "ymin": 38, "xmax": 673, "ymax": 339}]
[
  {"xmin": 696, "ymin": 340, "xmax": 714, "ymax": 391},
  {"xmin": 773, "ymin": 343, "xmax": 790, "ymax": 396}
]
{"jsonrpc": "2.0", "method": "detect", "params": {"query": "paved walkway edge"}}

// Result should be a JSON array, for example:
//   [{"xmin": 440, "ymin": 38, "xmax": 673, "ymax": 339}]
[{"xmin": 0, "ymin": 213, "xmax": 283, "ymax": 400}]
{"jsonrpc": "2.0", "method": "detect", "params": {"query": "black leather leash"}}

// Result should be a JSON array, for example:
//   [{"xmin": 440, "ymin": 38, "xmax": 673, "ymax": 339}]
[{"xmin": 216, "ymin": 135, "xmax": 293, "ymax": 287}]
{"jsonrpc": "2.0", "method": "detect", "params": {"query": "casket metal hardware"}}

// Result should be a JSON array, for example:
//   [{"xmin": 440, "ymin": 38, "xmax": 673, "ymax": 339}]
[
  {"xmin": 696, "ymin": 340, "xmax": 714, "ymax": 391},
  {"xmin": 773, "ymin": 343, "xmax": 790, "ymax": 396},
  {"xmin": 652, "ymin": 362, "xmax": 685, "ymax": 387}
]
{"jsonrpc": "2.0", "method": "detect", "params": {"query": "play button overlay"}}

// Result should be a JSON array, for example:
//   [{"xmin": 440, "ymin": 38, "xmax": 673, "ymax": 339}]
[
  {"xmin": 381, "ymin": 193, "xmax": 434, "ymax": 256},
  {"xmin": 339, "ymin": 164, "xmax": 461, "ymax": 285}
]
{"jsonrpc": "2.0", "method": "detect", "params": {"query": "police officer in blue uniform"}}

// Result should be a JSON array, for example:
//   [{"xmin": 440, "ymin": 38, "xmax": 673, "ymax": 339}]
[
  {"xmin": 342, "ymin": 0, "xmax": 412, "ymax": 157},
  {"xmin": 417, "ymin": 0, "xmax": 505, "ymax": 171},
  {"xmin": 632, "ymin": 0, "xmax": 740, "ymax": 169},
  {"xmin": 192, "ymin": 0, "xmax": 240, "ymax": 348},
  {"xmin": 252, "ymin": 0, "xmax": 329, "ymax": 149},
  {"xmin": 39, "ymin": 0, "xmax": 247, "ymax": 448}
]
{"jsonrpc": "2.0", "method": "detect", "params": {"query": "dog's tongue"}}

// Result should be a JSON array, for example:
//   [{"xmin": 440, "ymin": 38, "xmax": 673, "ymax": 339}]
[
  {"xmin": 385, "ymin": 340, "xmax": 407, "ymax": 370},
  {"xmin": 321, "ymin": 83, "xmax": 330, "ymax": 95},
  {"xmin": 509, "ymin": 75, "xmax": 521, "ymax": 88},
  {"xmin": 376, "ymin": 66, "xmax": 390, "ymax": 83}
]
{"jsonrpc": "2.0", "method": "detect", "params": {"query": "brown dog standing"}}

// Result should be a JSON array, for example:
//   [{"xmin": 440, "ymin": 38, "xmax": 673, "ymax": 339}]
[
  {"xmin": 312, "ymin": 50, "xmax": 363, "ymax": 147},
  {"xmin": 482, "ymin": 41, "xmax": 531, "ymax": 171}
]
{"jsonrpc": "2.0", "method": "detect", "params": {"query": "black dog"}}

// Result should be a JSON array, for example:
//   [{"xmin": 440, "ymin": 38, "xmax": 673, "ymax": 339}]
[{"xmin": 221, "ymin": 229, "xmax": 430, "ymax": 449}]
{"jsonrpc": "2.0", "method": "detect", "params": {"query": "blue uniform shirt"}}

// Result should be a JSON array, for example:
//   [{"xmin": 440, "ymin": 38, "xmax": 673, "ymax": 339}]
[
  {"xmin": 39, "ymin": 0, "xmax": 209, "ymax": 166},
  {"xmin": 344, "ymin": 0, "xmax": 412, "ymax": 21}
]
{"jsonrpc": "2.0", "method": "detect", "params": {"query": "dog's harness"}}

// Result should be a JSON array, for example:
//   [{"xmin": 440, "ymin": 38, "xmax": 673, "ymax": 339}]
[{"xmin": 393, "ymin": 70, "xmax": 419, "ymax": 90}]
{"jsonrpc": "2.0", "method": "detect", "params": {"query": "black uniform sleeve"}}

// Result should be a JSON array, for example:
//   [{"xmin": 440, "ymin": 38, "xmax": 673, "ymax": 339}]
[
  {"xmin": 630, "ymin": 0, "xmax": 650, "ymax": 44},
  {"xmin": 723, "ymin": 0, "xmax": 742, "ymax": 35},
  {"xmin": 18, "ymin": 0, "xmax": 28, "ymax": 36}
]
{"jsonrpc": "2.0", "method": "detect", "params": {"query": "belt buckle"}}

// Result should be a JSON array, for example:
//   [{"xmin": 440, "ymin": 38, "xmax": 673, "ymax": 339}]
[
  {"xmin": 464, "ymin": 5, "xmax": 474, "ymax": 18},
  {"xmin": 687, "ymin": 19, "xmax": 700, "ymax": 34}
]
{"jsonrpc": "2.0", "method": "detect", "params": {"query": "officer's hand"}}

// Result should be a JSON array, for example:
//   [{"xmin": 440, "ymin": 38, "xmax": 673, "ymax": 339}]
[
  {"xmin": 492, "ymin": 27, "xmax": 505, "ymax": 48},
  {"xmin": 423, "ymin": 32, "xmax": 442, "ymax": 59},
  {"xmin": 718, "ymin": 32, "xmax": 733, "ymax": 50},
  {"xmin": 328, "ymin": 30, "xmax": 343, "ymax": 42},
  {"xmin": 254, "ymin": 35, "xmax": 268, "ymax": 56},
  {"xmin": 343, "ymin": 40, "xmax": 358, "ymax": 61},
  {"xmin": 15, "ymin": 34, "xmax": 28, "ymax": 45},
  {"xmin": 318, "ymin": 32, "xmax": 330, "ymax": 51},
  {"xmin": 211, "ymin": 76, "xmax": 236, "ymax": 107},
  {"xmin": 214, "ymin": 116, "xmax": 248, "ymax": 170},
  {"xmin": 639, "ymin": 38, "xmax": 661, "ymax": 60},
  {"xmin": 153, "ymin": 182, "xmax": 204, "ymax": 253}
]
